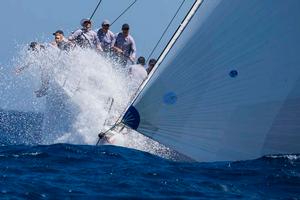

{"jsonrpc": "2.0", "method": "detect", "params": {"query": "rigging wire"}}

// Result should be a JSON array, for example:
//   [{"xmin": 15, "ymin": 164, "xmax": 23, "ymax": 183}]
[
  {"xmin": 146, "ymin": 0, "xmax": 186, "ymax": 62},
  {"xmin": 96, "ymin": 0, "xmax": 139, "ymax": 145},
  {"xmin": 111, "ymin": 0, "xmax": 138, "ymax": 26},
  {"xmin": 89, "ymin": 0, "xmax": 104, "ymax": 20},
  {"xmin": 66, "ymin": 0, "xmax": 104, "ymax": 89}
]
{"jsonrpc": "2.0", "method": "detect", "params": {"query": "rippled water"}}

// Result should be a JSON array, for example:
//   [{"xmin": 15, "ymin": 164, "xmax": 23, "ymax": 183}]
[
  {"xmin": 0, "ymin": 143, "xmax": 299, "ymax": 199},
  {"xmin": 1, "ymin": 110, "xmax": 300, "ymax": 199}
]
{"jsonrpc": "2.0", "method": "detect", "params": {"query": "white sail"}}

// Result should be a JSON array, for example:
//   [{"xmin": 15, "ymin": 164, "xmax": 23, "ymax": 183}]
[{"xmin": 122, "ymin": 0, "xmax": 300, "ymax": 162}]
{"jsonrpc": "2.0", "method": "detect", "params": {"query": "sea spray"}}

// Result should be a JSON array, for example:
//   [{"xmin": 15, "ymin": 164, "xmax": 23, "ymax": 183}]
[{"xmin": 11, "ymin": 44, "xmax": 173, "ymax": 158}]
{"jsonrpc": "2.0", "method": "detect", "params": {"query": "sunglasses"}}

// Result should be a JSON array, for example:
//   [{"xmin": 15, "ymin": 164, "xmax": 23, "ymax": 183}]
[{"xmin": 103, "ymin": 24, "xmax": 110, "ymax": 27}]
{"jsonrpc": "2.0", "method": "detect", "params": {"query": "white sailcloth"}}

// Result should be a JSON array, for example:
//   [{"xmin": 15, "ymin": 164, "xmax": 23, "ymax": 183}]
[{"xmin": 122, "ymin": 0, "xmax": 300, "ymax": 162}]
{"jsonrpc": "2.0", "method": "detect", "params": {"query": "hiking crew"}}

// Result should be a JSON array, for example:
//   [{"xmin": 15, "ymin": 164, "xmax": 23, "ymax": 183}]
[
  {"xmin": 15, "ymin": 42, "xmax": 49, "ymax": 97},
  {"xmin": 18, "ymin": 18, "xmax": 144, "ymax": 98},
  {"xmin": 147, "ymin": 58, "xmax": 157, "ymax": 74},
  {"xmin": 15, "ymin": 42, "xmax": 45, "ymax": 74},
  {"xmin": 97, "ymin": 20, "xmax": 115, "ymax": 54},
  {"xmin": 68, "ymin": 19, "xmax": 103, "ymax": 51},
  {"xmin": 129, "ymin": 56, "xmax": 148, "ymax": 85},
  {"xmin": 52, "ymin": 30, "xmax": 73, "ymax": 51},
  {"xmin": 112, "ymin": 23, "xmax": 136, "ymax": 66}
]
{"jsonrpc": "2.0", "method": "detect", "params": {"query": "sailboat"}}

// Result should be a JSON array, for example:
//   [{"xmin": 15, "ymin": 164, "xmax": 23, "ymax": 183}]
[{"xmin": 117, "ymin": 0, "xmax": 300, "ymax": 162}]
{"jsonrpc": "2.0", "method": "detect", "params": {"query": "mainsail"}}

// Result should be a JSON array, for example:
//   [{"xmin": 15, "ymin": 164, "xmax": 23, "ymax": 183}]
[{"xmin": 122, "ymin": 0, "xmax": 300, "ymax": 162}]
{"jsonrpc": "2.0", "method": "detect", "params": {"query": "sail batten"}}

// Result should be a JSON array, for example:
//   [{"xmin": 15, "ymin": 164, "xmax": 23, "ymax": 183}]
[{"xmin": 122, "ymin": 0, "xmax": 300, "ymax": 162}]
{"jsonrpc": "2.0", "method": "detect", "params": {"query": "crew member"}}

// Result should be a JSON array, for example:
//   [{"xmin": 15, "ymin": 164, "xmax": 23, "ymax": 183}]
[
  {"xmin": 15, "ymin": 42, "xmax": 49, "ymax": 97},
  {"xmin": 146, "ymin": 58, "xmax": 157, "ymax": 74},
  {"xmin": 113, "ymin": 23, "xmax": 136, "ymax": 66},
  {"xmin": 15, "ymin": 42, "xmax": 45, "ymax": 74},
  {"xmin": 129, "ymin": 56, "xmax": 147, "ymax": 85},
  {"xmin": 68, "ymin": 18, "xmax": 102, "ymax": 51},
  {"xmin": 97, "ymin": 20, "xmax": 115, "ymax": 53},
  {"xmin": 52, "ymin": 30, "xmax": 73, "ymax": 51}
]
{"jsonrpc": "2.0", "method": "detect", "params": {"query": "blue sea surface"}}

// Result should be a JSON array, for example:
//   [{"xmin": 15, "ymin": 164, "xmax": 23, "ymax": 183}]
[{"xmin": 0, "ymin": 111, "xmax": 300, "ymax": 199}]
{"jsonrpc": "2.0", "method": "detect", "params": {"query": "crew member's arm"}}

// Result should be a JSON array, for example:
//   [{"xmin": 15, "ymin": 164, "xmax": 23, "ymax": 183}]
[
  {"xmin": 94, "ymin": 34, "xmax": 103, "ymax": 52},
  {"xmin": 68, "ymin": 30, "xmax": 81, "ymax": 42},
  {"xmin": 129, "ymin": 37, "xmax": 137, "ymax": 63},
  {"xmin": 66, "ymin": 40, "xmax": 76, "ymax": 50},
  {"xmin": 50, "ymin": 41, "xmax": 57, "ymax": 47},
  {"xmin": 15, "ymin": 63, "xmax": 32, "ymax": 74},
  {"xmin": 112, "ymin": 33, "xmax": 123, "ymax": 53},
  {"xmin": 112, "ymin": 46, "xmax": 123, "ymax": 53},
  {"xmin": 110, "ymin": 31, "xmax": 116, "ymax": 50}
]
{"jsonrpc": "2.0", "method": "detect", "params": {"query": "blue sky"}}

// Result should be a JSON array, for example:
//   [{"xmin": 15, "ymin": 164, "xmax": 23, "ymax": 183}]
[{"xmin": 0, "ymin": 0, "xmax": 193, "ymax": 66}]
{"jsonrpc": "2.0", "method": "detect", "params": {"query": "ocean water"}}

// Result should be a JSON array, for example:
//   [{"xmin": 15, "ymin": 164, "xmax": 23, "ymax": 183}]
[
  {"xmin": 0, "ymin": 111, "xmax": 300, "ymax": 199},
  {"xmin": 0, "ymin": 45, "xmax": 299, "ymax": 199},
  {"xmin": 0, "ymin": 143, "xmax": 299, "ymax": 199}
]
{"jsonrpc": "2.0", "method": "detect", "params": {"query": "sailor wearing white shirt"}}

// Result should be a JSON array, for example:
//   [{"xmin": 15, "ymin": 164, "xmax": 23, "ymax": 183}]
[
  {"xmin": 68, "ymin": 18, "xmax": 102, "ymax": 51},
  {"xmin": 97, "ymin": 20, "xmax": 115, "ymax": 53},
  {"xmin": 113, "ymin": 23, "xmax": 136, "ymax": 66},
  {"xmin": 51, "ymin": 30, "xmax": 73, "ymax": 51},
  {"xmin": 129, "ymin": 56, "xmax": 148, "ymax": 86}
]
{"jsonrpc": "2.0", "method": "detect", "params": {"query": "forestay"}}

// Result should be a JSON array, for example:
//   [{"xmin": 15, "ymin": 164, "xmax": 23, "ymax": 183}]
[{"xmin": 122, "ymin": 0, "xmax": 300, "ymax": 162}]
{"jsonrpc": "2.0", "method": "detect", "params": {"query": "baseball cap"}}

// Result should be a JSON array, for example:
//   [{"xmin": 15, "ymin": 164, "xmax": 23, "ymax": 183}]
[
  {"xmin": 53, "ymin": 30, "xmax": 64, "ymax": 36},
  {"xmin": 149, "ymin": 59, "xmax": 157, "ymax": 66},
  {"xmin": 137, "ymin": 56, "xmax": 146, "ymax": 65},
  {"xmin": 80, "ymin": 18, "xmax": 91, "ymax": 26},
  {"xmin": 102, "ymin": 19, "xmax": 110, "ymax": 26},
  {"xmin": 122, "ymin": 23, "xmax": 130, "ymax": 30}
]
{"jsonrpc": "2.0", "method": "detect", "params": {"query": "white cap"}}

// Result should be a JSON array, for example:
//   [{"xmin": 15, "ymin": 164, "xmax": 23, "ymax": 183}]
[
  {"xmin": 102, "ymin": 19, "xmax": 110, "ymax": 26},
  {"xmin": 80, "ymin": 18, "xmax": 91, "ymax": 26}
]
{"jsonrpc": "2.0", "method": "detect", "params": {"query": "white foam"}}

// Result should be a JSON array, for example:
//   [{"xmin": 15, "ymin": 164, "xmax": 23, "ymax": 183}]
[
  {"xmin": 13, "ymin": 45, "xmax": 172, "ymax": 158},
  {"xmin": 267, "ymin": 154, "xmax": 300, "ymax": 161}
]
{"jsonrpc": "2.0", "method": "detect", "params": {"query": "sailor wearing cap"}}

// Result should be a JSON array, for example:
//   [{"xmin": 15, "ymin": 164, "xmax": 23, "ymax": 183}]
[
  {"xmin": 15, "ymin": 41, "xmax": 45, "ymax": 75},
  {"xmin": 68, "ymin": 18, "xmax": 102, "ymax": 51},
  {"xmin": 112, "ymin": 23, "xmax": 136, "ymax": 66},
  {"xmin": 128, "ymin": 56, "xmax": 148, "ymax": 86},
  {"xmin": 97, "ymin": 20, "xmax": 115, "ymax": 53},
  {"xmin": 146, "ymin": 58, "xmax": 157, "ymax": 74},
  {"xmin": 15, "ymin": 41, "xmax": 49, "ymax": 97},
  {"xmin": 52, "ymin": 30, "xmax": 72, "ymax": 51}
]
